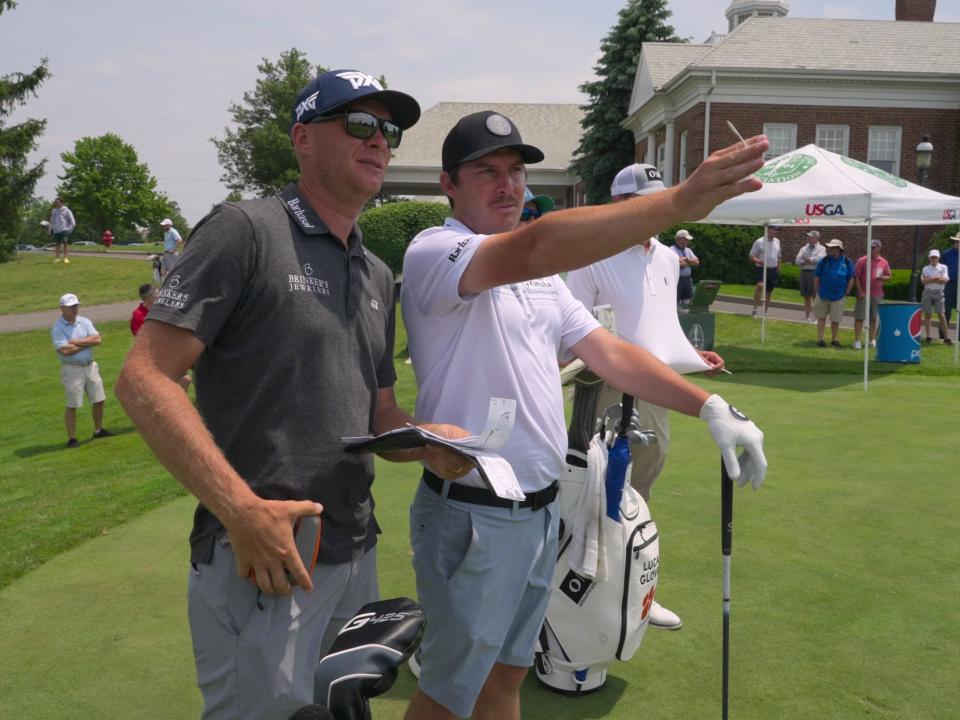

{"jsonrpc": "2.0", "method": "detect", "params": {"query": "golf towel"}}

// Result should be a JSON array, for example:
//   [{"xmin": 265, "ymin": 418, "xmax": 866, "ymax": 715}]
[{"xmin": 568, "ymin": 435, "xmax": 608, "ymax": 581}]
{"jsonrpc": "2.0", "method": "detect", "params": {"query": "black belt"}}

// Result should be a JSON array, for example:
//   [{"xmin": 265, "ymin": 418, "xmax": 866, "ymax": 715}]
[
  {"xmin": 423, "ymin": 470, "xmax": 557, "ymax": 511},
  {"xmin": 62, "ymin": 361, "xmax": 92, "ymax": 366}
]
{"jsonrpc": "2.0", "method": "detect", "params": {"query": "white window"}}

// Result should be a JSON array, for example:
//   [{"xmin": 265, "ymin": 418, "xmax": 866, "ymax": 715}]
[
  {"xmin": 763, "ymin": 123, "xmax": 797, "ymax": 160},
  {"xmin": 868, "ymin": 126, "xmax": 902, "ymax": 176},
  {"xmin": 816, "ymin": 125, "xmax": 849, "ymax": 156},
  {"xmin": 656, "ymin": 143, "xmax": 666, "ymax": 175},
  {"xmin": 678, "ymin": 131, "xmax": 688, "ymax": 181}
]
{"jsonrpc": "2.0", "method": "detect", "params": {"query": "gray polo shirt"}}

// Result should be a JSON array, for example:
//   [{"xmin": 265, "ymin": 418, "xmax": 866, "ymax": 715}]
[{"xmin": 147, "ymin": 184, "xmax": 397, "ymax": 564}]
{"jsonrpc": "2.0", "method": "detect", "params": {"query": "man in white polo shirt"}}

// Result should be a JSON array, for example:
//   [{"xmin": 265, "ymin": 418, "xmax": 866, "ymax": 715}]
[
  {"xmin": 400, "ymin": 111, "xmax": 771, "ymax": 720},
  {"xmin": 566, "ymin": 163, "xmax": 726, "ymax": 633},
  {"xmin": 51, "ymin": 293, "xmax": 113, "ymax": 447}
]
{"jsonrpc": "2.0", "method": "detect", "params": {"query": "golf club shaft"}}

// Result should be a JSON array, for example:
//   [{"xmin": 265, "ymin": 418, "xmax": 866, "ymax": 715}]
[{"xmin": 721, "ymin": 461, "xmax": 733, "ymax": 720}]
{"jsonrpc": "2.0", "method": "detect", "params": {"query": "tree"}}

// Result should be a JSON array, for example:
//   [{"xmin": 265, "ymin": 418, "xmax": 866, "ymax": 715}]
[
  {"xmin": 212, "ymin": 49, "xmax": 327, "ymax": 197},
  {"xmin": 16, "ymin": 196, "xmax": 53, "ymax": 246},
  {"xmin": 57, "ymin": 133, "xmax": 172, "ymax": 241},
  {"xmin": 571, "ymin": 0, "xmax": 681, "ymax": 205},
  {"xmin": 0, "ymin": 0, "xmax": 50, "ymax": 261}
]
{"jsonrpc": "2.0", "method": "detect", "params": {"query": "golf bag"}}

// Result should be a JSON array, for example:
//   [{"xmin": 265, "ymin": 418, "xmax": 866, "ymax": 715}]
[{"xmin": 535, "ymin": 376, "xmax": 661, "ymax": 695}]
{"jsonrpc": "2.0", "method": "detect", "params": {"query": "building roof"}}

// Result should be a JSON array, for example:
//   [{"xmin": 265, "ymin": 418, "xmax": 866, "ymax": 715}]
[
  {"xmin": 389, "ymin": 102, "xmax": 585, "ymax": 172},
  {"xmin": 646, "ymin": 17, "xmax": 960, "ymax": 91}
]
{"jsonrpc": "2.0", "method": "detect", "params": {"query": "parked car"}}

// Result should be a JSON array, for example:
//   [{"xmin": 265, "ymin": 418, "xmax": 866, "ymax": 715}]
[
  {"xmin": 15, "ymin": 244, "xmax": 39, "ymax": 252},
  {"xmin": 73, "ymin": 240, "xmax": 98, "ymax": 246},
  {"xmin": 40, "ymin": 243, "xmax": 57, "ymax": 251}
]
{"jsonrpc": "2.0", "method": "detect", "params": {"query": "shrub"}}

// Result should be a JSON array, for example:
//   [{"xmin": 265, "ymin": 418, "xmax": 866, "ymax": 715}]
[
  {"xmin": 0, "ymin": 235, "xmax": 14, "ymax": 263},
  {"xmin": 358, "ymin": 201, "xmax": 450, "ymax": 276},
  {"xmin": 663, "ymin": 224, "xmax": 762, "ymax": 285}
]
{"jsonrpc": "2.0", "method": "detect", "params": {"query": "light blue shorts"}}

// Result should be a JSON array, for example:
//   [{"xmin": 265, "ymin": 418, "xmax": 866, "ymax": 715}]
[{"xmin": 410, "ymin": 479, "xmax": 559, "ymax": 718}]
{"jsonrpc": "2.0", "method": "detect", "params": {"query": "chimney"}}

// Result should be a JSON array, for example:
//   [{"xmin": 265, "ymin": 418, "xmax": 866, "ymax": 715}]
[{"xmin": 895, "ymin": 0, "xmax": 936, "ymax": 21}]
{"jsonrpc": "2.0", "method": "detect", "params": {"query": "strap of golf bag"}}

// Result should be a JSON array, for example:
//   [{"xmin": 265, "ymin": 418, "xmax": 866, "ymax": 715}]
[{"xmin": 311, "ymin": 597, "xmax": 425, "ymax": 720}]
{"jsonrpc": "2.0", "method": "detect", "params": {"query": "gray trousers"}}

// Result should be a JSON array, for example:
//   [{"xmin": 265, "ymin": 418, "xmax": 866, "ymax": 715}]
[
  {"xmin": 597, "ymin": 383, "xmax": 670, "ymax": 502},
  {"xmin": 188, "ymin": 533, "xmax": 378, "ymax": 720}
]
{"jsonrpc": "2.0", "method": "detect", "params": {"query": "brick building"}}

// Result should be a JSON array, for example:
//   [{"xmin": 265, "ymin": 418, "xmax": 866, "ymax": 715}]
[{"xmin": 623, "ymin": 0, "xmax": 960, "ymax": 267}]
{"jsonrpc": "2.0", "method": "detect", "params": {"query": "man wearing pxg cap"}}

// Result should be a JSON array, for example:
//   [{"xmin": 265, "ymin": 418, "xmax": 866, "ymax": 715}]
[
  {"xmin": 401, "ymin": 112, "xmax": 771, "ymax": 719},
  {"xmin": 117, "ymin": 69, "xmax": 467, "ymax": 719}
]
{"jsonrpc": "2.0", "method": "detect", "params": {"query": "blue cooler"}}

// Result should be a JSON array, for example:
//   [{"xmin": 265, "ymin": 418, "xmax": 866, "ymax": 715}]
[{"xmin": 876, "ymin": 302, "xmax": 921, "ymax": 363}]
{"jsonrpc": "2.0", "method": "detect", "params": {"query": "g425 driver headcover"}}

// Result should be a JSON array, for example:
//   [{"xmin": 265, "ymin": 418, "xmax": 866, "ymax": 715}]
[{"xmin": 313, "ymin": 597, "xmax": 425, "ymax": 720}]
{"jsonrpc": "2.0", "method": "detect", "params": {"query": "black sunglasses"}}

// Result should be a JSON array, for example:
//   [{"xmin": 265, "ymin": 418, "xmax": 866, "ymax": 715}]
[
  {"xmin": 520, "ymin": 208, "xmax": 542, "ymax": 221},
  {"xmin": 309, "ymin": 111, "xmax": 403, "ymax": 149}
]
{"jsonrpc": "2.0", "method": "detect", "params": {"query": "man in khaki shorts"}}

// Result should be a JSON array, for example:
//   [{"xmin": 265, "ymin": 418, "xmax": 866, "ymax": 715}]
[{"xmin": 51, "ymin": 293, "xmax": 113, "ymax": 447}]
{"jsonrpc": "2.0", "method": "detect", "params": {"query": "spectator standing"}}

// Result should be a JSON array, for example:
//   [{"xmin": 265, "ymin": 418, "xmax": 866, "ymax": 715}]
[
  {"xmin": 51, "ymin": 293, "xmax": 113, "ymax": 447},
  {"xmin": 853, "ymin": 239, "xmax": 891, "ymax": 349},
  {"xmin": 49, "ymin": 197, "xmax": 76, "ymax": 264},
  {"xmin": 102, "ymin": 230, "xmax": 114, "ymax": 248},
  {"xmin": 749, "ymin": 226, "xmax": 781, "ymax": 316},
  {"xmin": 130, "ymin": 283, "xmax": 157, "ymax": 336},
  {"xmin": 813, "ymin": 239, "xmax": 854, "ymax": 347},
  {"xmin": 795, "ymin": 230, "xmax": 825, "ymax": 322},
  {"xmin": 159, "ymin": 218, "xmax": 183, "ymax": 278},
  {"xmin": 671, "ymin": 228, "xmax": 699, "ymax": 307},
  {"xmin": 920, "ymin": 248, "xmax": 952, "ymax": 344},
  {"xmin": 519, "ymin": 187, "xmax": 554, "ymax": 224},
  {"xmin": 940, "ymin": 233, "xmax": 959, "ymax": 338}
]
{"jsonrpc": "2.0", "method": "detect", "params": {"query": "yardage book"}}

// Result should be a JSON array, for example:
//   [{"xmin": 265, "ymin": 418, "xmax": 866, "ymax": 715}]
[{"xmin": 342, "ymin": 397, "xmax": 524, "ymax": 501}]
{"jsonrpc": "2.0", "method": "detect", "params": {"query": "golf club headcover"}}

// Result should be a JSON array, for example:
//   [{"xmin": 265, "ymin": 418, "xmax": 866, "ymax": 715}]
[
  {"xmin": 314, "ymin": 597, "xmax": 425, "ymax": 720},
  {"xmin": 289, "ymin": 706, "xmax": 336, "ymax": 720}
]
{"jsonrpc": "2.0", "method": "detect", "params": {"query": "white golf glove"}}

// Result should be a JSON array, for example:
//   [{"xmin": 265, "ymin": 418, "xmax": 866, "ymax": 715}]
[{"xmin": 699, "ymin": 394, "xmax": 767, "ymax": 489}]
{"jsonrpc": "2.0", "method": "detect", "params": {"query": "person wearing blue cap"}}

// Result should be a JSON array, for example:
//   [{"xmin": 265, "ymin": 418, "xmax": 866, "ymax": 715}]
[
  {"xmin": 116, "ymin": 69, "xmax": 468, "ymax": 719},
  {"xmin": 400, "ymin": 111, "xmax": 771, "ymax": 720}
]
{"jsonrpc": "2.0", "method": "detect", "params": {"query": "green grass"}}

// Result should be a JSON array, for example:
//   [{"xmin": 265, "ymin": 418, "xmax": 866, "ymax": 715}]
[
  {"xmin": 1, "ymin": 374, "xmax": 958, "ymax": 719},
  {"xmin": 719, "ymin": 283, "xmax": 856, "ymax": 310},
  {"xmin": 0, "ymin": 253, "xmax": 156, "ymax": 315},
  {"xmin": 68, "ymin": 242, "xmax": 165, "ymax": 254}
]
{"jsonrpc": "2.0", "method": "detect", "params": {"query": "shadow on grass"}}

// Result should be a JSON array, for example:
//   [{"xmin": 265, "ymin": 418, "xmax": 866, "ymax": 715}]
[
  {"xmin": 521, "ymin": 673, "xmax": 628, "ymax": 717},
  {"xmin": 13, "ymin": 426, "xmax": 139, "ymax": 458}
]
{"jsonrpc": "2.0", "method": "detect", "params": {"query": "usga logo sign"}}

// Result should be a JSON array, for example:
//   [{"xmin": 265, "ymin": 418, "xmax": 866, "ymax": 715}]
[
  {"xmin": 944, "ymin": 209, "xmax": 958, "ymax": 221},
  {"xmin": 806, "ymin": 203, "xmax": 845, "ymax": 217}
]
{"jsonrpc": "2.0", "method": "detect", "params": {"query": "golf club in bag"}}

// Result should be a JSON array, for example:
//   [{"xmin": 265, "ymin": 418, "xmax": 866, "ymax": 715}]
[{"xmin": 534, "ymin": 387, "xmax": 660, "ymax": 695}]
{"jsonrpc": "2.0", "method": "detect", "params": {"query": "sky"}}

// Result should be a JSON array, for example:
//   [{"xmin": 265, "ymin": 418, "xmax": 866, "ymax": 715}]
[{"xmin": 2, "ymin": 0, "xmax": 958, "ymax": 224}]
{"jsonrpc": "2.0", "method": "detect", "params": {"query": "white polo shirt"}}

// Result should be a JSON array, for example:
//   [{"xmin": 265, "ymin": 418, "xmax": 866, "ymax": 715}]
[
  {"xmin": 565, "ymin": 238, "xmax": 708, "ymax": 374},
  {"xmin": 401, "ymin": 218, "xmax": 600, "ymax": 493},
  {"xmin": 751, "ymin": 236, "xmax": 782, "ymax": 266}
]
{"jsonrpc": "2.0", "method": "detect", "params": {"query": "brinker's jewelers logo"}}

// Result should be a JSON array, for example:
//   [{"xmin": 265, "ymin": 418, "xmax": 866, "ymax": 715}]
[{"xmin": 754, "ymin": 154, "xmax": 816, "ymax": 184}]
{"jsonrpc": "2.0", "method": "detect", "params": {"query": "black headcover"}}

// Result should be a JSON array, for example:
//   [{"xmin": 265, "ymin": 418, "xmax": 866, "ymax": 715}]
[{"xmin": 312, "ymin": 597, "xmax": 425, "ymax": 720}]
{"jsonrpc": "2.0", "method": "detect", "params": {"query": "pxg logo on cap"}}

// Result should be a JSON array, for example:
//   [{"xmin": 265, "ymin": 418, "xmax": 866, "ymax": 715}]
[{"xmin": 291, "ymin": 69, "xmax": 421, "ymax": 130}]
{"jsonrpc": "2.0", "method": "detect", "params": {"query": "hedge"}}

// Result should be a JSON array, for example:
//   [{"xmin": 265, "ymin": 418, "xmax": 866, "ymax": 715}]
[{"xmin": 358, "ymin": 200, "xmax": 450, "ymax": 276}]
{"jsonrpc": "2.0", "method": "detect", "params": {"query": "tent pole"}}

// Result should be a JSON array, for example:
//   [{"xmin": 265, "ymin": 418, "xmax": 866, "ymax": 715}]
[
  {"xmin": 864, "ymin": 221, "xmax": 873, "ymax": 391},
  {"xmin": 761, "ymin": 224, "xmax": 768, "ymax": 344}
]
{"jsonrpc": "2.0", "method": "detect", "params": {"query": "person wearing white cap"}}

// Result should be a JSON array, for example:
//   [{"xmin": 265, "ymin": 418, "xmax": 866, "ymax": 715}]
[
  {"xmin": 853, "ymin": 239, "xmax": 891, "ymax": 349},
  {"xmin": 940, "ymin": 233, "xmax": 959, "ymax": 335},
  {"xmin": 671, "ymin": 228, "xmax": 699, "ymax": 306},
  {"xmin": 159, "ymin": 218, "xmax": 182, "ymax": 279},
  {"xmin": 920, "ymin": 248, "xmax": 952, "ymax": 344},
  {"xmin": 565, "ymin": 163, "xmax": 727, "ymax": 634},
  {"xmin": 50, "ymin": 293, "xmax": 113, "ymax": 447},
  {"xmin": 813, "ymin": 239, "xmax": 854, "ymax": 347},
  {"xmin": 795, "ymin": 230, "xmax": 825, "ymax": 322}
]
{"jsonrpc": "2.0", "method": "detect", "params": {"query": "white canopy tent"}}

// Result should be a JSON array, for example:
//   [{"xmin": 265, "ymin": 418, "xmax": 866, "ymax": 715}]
[{"xmin": 696, "ymin": 144, "xmax": 960, "ymax": 389}]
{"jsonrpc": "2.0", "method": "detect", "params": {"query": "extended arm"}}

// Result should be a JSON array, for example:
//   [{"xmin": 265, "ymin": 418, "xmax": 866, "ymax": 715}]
[{"xmin": 460, "ymin": 137, "xmax": 768, "ymax": 294}]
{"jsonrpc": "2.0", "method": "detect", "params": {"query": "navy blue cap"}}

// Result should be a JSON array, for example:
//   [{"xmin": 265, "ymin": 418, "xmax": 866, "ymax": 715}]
[
  {"xmin": 442, "ymin": 111, "xmax": 544, "ymax": 171},
  {"xmin": 291, "ymin": 69, "xmax": 421, "ymax": 130}
]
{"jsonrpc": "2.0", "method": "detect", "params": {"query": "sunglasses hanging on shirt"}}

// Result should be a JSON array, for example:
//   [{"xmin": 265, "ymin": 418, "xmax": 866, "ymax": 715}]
[{"xmin": 309, "ymin": 111, "xmax": 403, "ymax": 149}]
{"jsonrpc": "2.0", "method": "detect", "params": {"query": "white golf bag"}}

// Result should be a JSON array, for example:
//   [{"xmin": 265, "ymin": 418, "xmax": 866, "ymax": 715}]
[{"xmin": 534, "ymin": 448, "xmax": 660, "ymax": 694}]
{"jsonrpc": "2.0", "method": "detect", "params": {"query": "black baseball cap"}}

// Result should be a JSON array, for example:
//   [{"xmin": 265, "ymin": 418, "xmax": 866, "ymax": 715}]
[
  {"xmin": 442, "ymin": 111, "xmax": 544, "ymax": 172},
  {"xmin": 291, "ymin": 69, "xmax": 421, "ymax": 130}
]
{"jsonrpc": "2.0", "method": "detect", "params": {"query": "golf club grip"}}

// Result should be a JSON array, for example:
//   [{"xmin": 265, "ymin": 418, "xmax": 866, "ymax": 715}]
[
  {"xmin": 721, "ymin": 461, "xmax": 733, "ymax": 556},
  {"xmin": 617, "ymin": 393, "xmax": 634, "ymax": 437}
]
